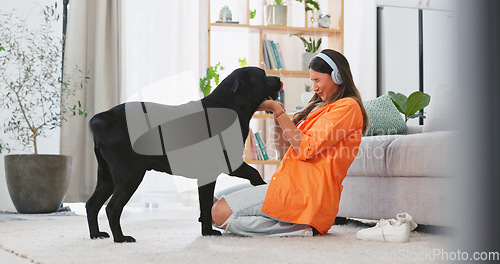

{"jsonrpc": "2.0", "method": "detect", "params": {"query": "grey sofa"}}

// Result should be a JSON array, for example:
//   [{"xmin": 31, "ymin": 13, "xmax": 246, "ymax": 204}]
[{"xmin": 338, "ymin": 88, "xmax": 458, "ymax": 226}]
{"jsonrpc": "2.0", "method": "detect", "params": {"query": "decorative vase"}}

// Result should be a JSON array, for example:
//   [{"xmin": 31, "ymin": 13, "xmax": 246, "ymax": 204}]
[
  {"xmin": 265, "ymin": 5, "xmax": 287, "ymax": 26},
  {"xmin": 4, "ymin": 154, "xmax": 72, "ymax": 214},
  {"xmin": 301, "ymin": 52, "xmax": 317, "ymax": 71},
  {"xmin": 219, "ymin": 5, "xmax": 232, "ymax": 22},
  {"xmin": 301, "ymin": 91, "xmax": 315, "ymax": 106}
]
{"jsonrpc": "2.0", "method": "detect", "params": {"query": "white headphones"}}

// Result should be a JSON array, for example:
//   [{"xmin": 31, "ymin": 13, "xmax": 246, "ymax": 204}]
[{"xmin": 314, "ymin": 53, "xmax": 344, "ymax": 85}]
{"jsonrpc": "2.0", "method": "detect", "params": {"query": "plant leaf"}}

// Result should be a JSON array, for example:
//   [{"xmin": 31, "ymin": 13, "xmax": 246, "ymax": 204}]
[
  {"xmin": 388, "ymin": 91, "xmax": 407, "ymax": 114},
  {"xmin": 306, "ymin": 0, "xmax": 320, "ymax": 11},
  {"xmin": 315, "ymin": 37, "xmax": 322, "ymax": 52},
  {"xmin": 238, "ymin": 57, "xmax": 248, "ymax": 67},
  {"xmin": 406, "ymin": 91, "xmax": 431, "ymax": 116},
  {"xmin": 250, "ymin": 9, "xmax": 256, "ymax": 19}
]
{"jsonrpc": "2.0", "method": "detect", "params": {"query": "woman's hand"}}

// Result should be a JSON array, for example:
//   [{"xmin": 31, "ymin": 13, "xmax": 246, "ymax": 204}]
[
  {"xmin": 257, "ymin": 97, "xmax": 302, "ymax": 154},
  {"xmin": 257, "ymin": 97, "xmax": 284, "ymax": 112}
]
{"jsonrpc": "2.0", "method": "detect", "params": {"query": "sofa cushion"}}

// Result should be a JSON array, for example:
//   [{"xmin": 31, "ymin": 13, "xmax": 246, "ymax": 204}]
[
  {"xmin": 422, "ymin": 84, "xmax": 458, "ymax": 133},
  {"xmin": 386, "ymin": 131, "xmax": 457, "ymax": 177},
  {"xmin": 347, "ymin": 134, "xmax": 403, "ymax": 177},
  {"xmin": 363, "ymin": 94, "xmax": 408, "ymax": 136},
  {"xmin": 405, "ymin": 125, "xmax": 423, "ymax": 135}
]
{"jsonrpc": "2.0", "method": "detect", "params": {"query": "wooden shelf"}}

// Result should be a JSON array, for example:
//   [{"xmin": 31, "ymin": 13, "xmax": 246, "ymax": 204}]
[
  {"xmin": 252, "ymin": 112, "xmax": 274, "ymax": 118},
  {"xmin": 244, "ymin": 159, "xmax": 282, "ymax": 165},
  {"xmin": 208, "ymin": 0, "xmax": 344, "ymax": 178},
  {"xmin": 209, "ymin": 23, "xmax": 341, "ymax": 37},
  {"xmin": 265, "ymin": 69, "xmax": 310, "ymax": 78},
  {"xmin": 207, "ymin": 0, "xmax": 344, "ymax": 78}
]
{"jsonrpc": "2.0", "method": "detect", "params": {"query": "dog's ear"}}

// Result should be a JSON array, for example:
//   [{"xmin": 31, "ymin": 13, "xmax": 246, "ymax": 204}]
[{"xmin": 231, "ymin": 68, "xmax": 248, "ymax": 93}]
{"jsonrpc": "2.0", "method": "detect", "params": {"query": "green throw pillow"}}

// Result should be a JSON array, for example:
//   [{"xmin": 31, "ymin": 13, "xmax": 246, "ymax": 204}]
[{"xmin": 363, "ymin": 94, "xmax": 407, "ymax": 136}]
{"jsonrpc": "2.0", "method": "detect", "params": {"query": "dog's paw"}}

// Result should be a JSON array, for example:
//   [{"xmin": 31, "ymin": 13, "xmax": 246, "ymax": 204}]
[
  {"xmin": 202, "ymin": 229, "xmax": 222, "ymax": 236},
  {"xmin": 90, "ymin": 232, "xmax": 110, "ymax": 239},
  {"xmin": 114, "ymin": 235, "xmax": 136, "ymax": 243}
]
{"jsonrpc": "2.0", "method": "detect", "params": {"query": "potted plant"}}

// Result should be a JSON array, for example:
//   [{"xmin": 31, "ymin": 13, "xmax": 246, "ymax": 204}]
[
  {"xmin": 291, "ymin": 34, "xmax": 322, "ymax": 70},
  {"xmin": 388, "ymin": 91, "xmax": 431, "ymax": 122},
  {"xmin": 200, "ymin": 62, "xmax": 224, "ymax": 97},
  {"xmin": 265, "ymin": 0, "xmax": 320, "ymax": 26},
  {"xmin": 265, "ymin": 0, "xmax": 288, "ymax": 26},
  {"xmin": 301, "ymin": 84, "xmax": 315, "ymax": 106},
  {"xmin": 0, "ymin": 4, "xmax": 88, "ymax": 213}
]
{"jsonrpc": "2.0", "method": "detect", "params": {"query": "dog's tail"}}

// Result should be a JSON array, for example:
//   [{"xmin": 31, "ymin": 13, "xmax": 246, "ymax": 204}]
[
  {"xmin": 89, "ymin": 104, "xmax": 127, "ymax": 146},
  {"xmin": 89, "ymin": 112, "xmax": 110, "ymax": 146}
]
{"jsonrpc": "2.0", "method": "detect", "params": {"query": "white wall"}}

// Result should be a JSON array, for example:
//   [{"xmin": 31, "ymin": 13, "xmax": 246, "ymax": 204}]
[
  {"xmin": 345, "ymin": 0, "xmax": 458, "ymax": 102},
  {"xmin": 0, "ymin": 0, "xmax": 63, "ymax": 211}
]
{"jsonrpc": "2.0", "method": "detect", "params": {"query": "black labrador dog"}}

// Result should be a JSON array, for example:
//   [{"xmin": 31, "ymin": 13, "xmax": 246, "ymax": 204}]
[{"xmin": 86, "ymin": 67, "xmax": 282, "ymax": 242}]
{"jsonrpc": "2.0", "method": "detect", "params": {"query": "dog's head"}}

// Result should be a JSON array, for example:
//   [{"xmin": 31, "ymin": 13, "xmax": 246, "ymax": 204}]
[
  {"xmin": 228, "ymin": 67, "xmax": 282, "ymax": 101},
  {"xmin": 209, "ymin": 67, "xmax": 282, "ymax": 113}
]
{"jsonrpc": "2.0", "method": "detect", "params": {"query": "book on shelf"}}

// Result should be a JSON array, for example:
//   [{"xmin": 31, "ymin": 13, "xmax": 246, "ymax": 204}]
[
  {"xmin": 275, "ymin": 43, "xmax": 286, "ymax": 70},
  {"xmin": 247, "ymin": 128, "xmax": 258, "ymax": 160},
  {"xmin": 251, "ymin": 131, "xmax": 263, "ymax": 160},
  {"xmin": 215, "ymin": 20, "xmax": 239, "ymax": 24},
  {"xmin": 264, "ymin": 39, "xmax": 277, "ymax": 70},
  {"xmin": 262, "ymin": 41, "xmax": 270, "ymax": 70},
  {"xmin": 254, "ymin": 132, "xmax": 269, "ymax": 160},
  {"xmin": 270, "ymin": 41, "xmax": 282, "ymax": 69},
  {"xmin": 262, "ymin": 39, "xmax": 285, "ymax": 70}
]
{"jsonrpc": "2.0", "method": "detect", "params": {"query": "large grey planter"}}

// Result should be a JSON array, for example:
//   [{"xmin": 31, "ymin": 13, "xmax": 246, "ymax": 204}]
[
  {"xmin": 4, "ymin": 154, "xmax": 72, "ymax": 214},
  {"xmin": 301, "ymin": 52, "xmax": 317, "ymax": 70},
  {"xmin": 265, "ymin": 5, "xmax": 287, "ymax": 26}
]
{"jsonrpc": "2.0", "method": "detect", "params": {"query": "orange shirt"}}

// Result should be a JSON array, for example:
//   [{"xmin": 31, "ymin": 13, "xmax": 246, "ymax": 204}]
[{"xmin": 262, "ymin": 97, "xmax": 363, "ymax": 235}]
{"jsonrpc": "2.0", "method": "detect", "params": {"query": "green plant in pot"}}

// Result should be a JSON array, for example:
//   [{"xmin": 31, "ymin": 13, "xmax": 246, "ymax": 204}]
[
  {"xmin": 0, "ymin": 4, "xmax": 88, "ymax": 213},
  {"xmin": 388, "ymin": 91, "xmax": 431, "ymax": 122},
  {"xmin": 271, "ymin": 0, "xmax": 320, "ymax": 12},
  {"xmin": 265, "ymin": 0, "xmax": 288, "ymax": 26},
  {"xmin": 200, "ymin": 62, "xmax": 224, "ymax": 97},
  {"xmin": 301, "ymin": 84, "xmax": 314, "ymax": 106},
  {"xmin": 265, "ymin": 0, "xmax": 320, "ymax": 26},
  {"xmin": 291, "ymin": 34, "xmax": 322, "ymax": 70}
]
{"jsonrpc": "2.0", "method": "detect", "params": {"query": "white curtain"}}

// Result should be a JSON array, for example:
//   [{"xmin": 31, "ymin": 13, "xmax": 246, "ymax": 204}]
[
  {"xmin": 121, "ymin": 0, "xmax": 204, "ymax": 101},
  {"xmin": 121, "ymin": 0, "xmax": 205, "ymax": 202},
  {"xmin": 61, "ymin": 0, "xmax": 121, "ymax": 202},
  {"xmin": 61, "ymin": 0, "xmax": 205, "ymax": 202}
]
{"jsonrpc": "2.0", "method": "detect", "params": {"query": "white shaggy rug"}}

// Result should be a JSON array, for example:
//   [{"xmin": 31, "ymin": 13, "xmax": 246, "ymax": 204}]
[{"xmin": 0, "ymin": 207, "xmax": 449, "ymax": 264}]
